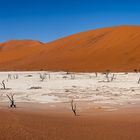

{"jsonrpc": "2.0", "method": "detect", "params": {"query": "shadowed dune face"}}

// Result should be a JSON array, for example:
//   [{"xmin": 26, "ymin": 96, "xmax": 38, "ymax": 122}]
[{"xmin": 0, "ymin": 26, "xmax": 140, "ymax": 71}]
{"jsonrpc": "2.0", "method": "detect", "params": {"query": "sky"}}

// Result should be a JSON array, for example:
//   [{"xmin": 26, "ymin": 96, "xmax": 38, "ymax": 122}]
[{"xmin": 0, "ymin": 0, "xmax": 140, "ymax": 43}]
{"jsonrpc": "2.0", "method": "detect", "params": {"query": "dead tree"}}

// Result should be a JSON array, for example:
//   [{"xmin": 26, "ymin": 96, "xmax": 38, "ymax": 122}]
[
  {"xmin": 105, "ymin": 72, "xmax": 109, "ymax": 79},
  {"xmin": 103, "ymin": 72, "xmax": 115, "ymax": 82},
  {"xmin": 66, "ymin": 71, "xmax": 70, "ymax": 75},
  {"xmin": 13, "ymin": 75, "xmax": 16, "ymax": 79},
  {"xmin": 63, "ymin": 76, "xmax": 68, "ymax": 80},
  {"xmin": 6, "ymin": 93, "xmax": 16, "ymax": 108},
  {"xmin": 15, "ymin": 74, "xmax": 19, "ymax": 79},
  {"xmin": 71, "ymin": 99, "xmax": 77, "ymax": 116},
  {"xmin": 0, "ymin": 80, "xmax": 6, "ymax": 89},
  {"xmin": 39, "ymin": 73, "xmax": 46, "ymax": 81},
  {"xmin": 105, "ymin": 73, "xmax": 110, "ymax": 82},
  {"xmin": 71, "ymin": 74, "xmax": 75, "ymax": 80},
  {"xmin": 111, "ymin": 74, "xmax": 115, "ymax": 81},
  {"xmin": 138, "ymin": 78, "xmax": 140, "ymax": 84},
  {"xmin": 8, "ymin": 74, "xmax": 11, "ymax": 79},
  {"xmin": 95, "ymin": 72, "xmax": 98, "ymax": 77},
  {"xmin": 13, "ymin": 74, "xmax": 18, "ymax": 79},
  {"xmin": 48, "ymin": 74, "xmax": 50, "ymax": 79}
]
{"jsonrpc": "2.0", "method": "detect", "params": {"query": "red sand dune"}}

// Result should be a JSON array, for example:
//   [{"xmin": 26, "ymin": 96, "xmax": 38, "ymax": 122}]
[{"xmin": 0, "ymin": 26, "xmax": 140, "ymax": 71}]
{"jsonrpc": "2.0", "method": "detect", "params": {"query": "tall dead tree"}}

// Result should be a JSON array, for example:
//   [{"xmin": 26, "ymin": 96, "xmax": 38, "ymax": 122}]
[
  {"xmin": 6, "ymin": 93, "xmax": 16, "ymax": 108},
  {"xmin": 0, "ymin": 80, "xmax": 6, "ymax": 89},
  {"xmin": 71, "ymin": 99, "xmax": 77, "ymax": 116}
]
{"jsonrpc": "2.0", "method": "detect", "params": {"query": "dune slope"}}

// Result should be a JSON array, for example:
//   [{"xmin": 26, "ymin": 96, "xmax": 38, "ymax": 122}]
[{"xmin": 0, "ymin": 26, "xmax": 140, "ymax": 71}]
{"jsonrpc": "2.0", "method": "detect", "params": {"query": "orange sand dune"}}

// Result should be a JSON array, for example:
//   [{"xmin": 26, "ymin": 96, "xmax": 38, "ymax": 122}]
[
  {"xmin": 0, "ymin": 40, "xmax": 43, "ymax": 69},
  {"xmin": 0, "ymin": 26, "xmax": 140, "ymax": 71}
]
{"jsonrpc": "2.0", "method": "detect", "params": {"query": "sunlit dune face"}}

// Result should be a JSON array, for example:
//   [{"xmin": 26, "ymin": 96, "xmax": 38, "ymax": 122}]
[
  {"xmin": 0, "ymin": 26, "xmax": 140, "ymax": 71},
  {"xmin": 0, "ymin": 40, "xmax": 43, "ymax": 51}
]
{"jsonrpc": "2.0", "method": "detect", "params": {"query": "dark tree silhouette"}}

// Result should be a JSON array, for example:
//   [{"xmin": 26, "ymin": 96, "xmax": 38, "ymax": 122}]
[
  {"xmin": 6, "ymin": 93, "xmax": 16, "ymax": 108},
  {"xmin": 71, "ymin": 99, "xmax": 77, "ymax": 116},
  {"xmin": 0, "ymin": 80, "xmax": 6, "ymax": 89}
]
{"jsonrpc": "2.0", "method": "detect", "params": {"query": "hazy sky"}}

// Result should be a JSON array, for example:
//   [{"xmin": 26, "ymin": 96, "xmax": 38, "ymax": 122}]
[{"xmin": 0, "ymin": 0, "xmax": 140, "ymax": 43}]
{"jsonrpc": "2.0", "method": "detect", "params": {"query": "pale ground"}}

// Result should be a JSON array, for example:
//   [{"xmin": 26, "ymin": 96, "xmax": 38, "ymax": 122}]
[{"xmin": 0, "ymin": 71, "xmax": 140, "ymax": 111}]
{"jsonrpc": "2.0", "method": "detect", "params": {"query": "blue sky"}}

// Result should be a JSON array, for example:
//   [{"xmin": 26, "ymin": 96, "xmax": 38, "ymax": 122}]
[{"xmin": 0, "ymin": 0, "xmax": 140, "ymax": 43}]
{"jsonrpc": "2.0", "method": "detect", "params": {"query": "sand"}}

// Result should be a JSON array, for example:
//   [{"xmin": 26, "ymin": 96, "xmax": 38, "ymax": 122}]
[
  {"xmin": 1, "ymin": 26, "xmax": 140, "ymax": 71},
  {"xmin": 0, "ymin": 102, "xmax": 140, "ymax": 140}
]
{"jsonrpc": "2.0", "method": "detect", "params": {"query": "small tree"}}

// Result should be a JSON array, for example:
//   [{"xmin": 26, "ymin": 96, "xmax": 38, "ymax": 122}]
[
  {"xmin": 6, "ymin": 93, "xmax": 16, "ymax": 108},
  {"xmin": 71, "ymin": 99, "xmax": 77, "ymax": 116}
]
